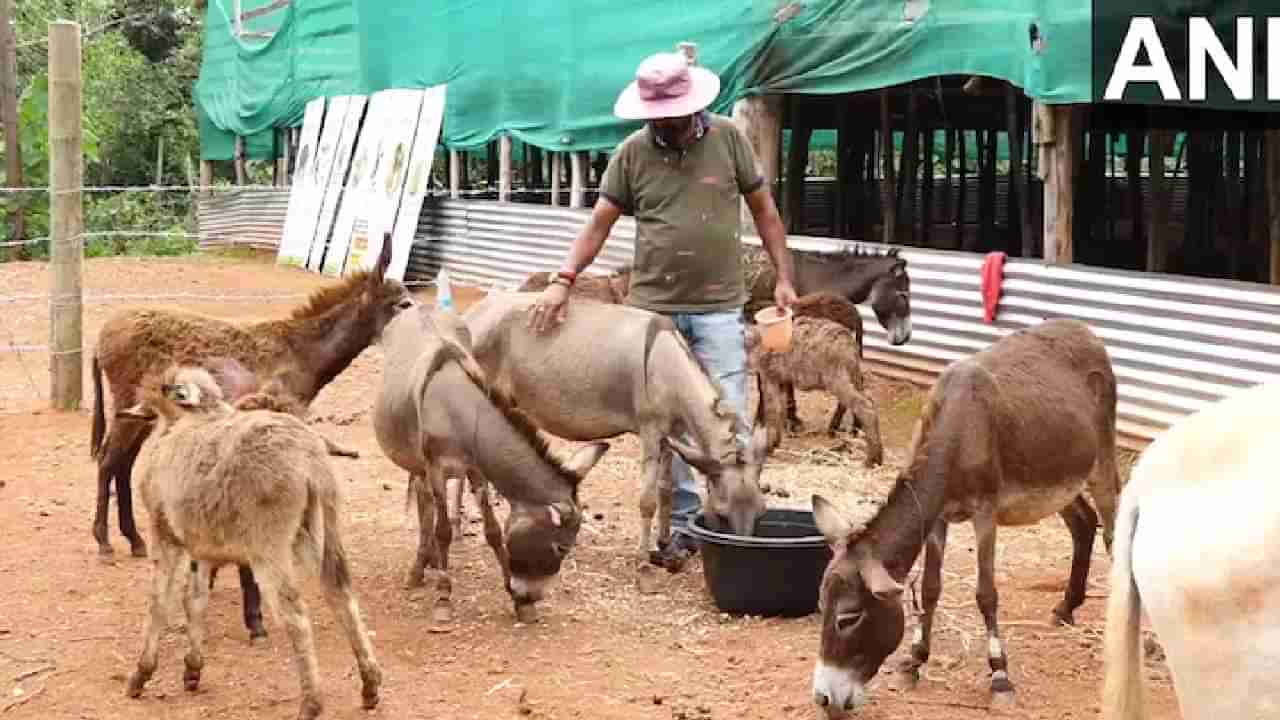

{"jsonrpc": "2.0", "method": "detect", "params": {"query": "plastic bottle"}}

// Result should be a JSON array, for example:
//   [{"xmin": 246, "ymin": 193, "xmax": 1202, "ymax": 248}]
[{"xmin": 436, "ymin": 268, "xmax": 454, "ymax": 312}]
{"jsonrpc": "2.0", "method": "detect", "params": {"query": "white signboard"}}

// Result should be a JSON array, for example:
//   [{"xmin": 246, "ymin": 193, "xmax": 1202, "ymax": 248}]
[
  {"xmin": 276, "ymin": 97, "xmax": 327, "ymax": 268},
  {"xmin": 305, "ymin": 95, "xmax": 366, "ymax": 272},
  {"xmin": 339, "ymin": 88, "xmax": 425, "ymax": 275},
  {"xmin": 324, "ymin": 90, "xmax": 395, "ymax": 276},
  {"xmin": 381, "ymin": 84, "xmax": 447, "ymax": 280}
]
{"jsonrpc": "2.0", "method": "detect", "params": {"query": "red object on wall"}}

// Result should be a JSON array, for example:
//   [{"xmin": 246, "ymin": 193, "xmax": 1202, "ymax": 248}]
[{"xmin": 981, "ymin": 251, "xmax": 1007, "ymax": 324}]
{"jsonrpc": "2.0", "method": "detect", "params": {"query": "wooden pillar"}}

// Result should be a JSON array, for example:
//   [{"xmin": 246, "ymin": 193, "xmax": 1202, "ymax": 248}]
[
  {"xmin": 1037, "ymin": 103, "xmax": 1079, "ymax": 264},
  {"xmin": 234, "ymin": 136, "xmax": 246, "ymax": 185},
  {"xmin": 1126, "ymin": 129, "xmax": 1144, "ymax": 267},
  {"xmin": 1146, "ymin": 130, "xmax": 1170, "ymax": 272},
  {"xmin": 784, "ymin": 120, "xmax": 812, "ymax": 233},
  {"xmin": 449, "ymin": 149, "xmax": 461, "ymax": 199},
  {"xmin": 834, "ymin": 101, "xmax": 849, "ymax": 238},
  {"xmin": 551, "ymin": 152, "xmax": 563, "ymax": 207},
  {"xmin": 1, "ymin": 0, "xmax": 23, "ymax": 243},
  {"xmin": 569, "ymin": 150, "xmax": 586, "ymax": 208},
  {"xmin": 731, "ymin": 94, "xmax": 783, "ymax": 234},
  {"xmin": 956, "ymin": 130, "xmax": 968, "ymax": 249},
  {"xmin": 921, "ymin": 125, "xmax": 934, "ymax": 248},
  {"xmin": 901, "ymin": 88, "xmax": 919, "ymax": 245},
  {"xmin": 530, "ymin": 146, "xmax": 543, "ymax": 195},
  {"xmin": 1246, "ymin": 131, "xmax": 1263, "ymax": 281},
  {"xmin": 48, "ymin": 20, "xmax": 83, "ymax": 410},
  {"xmin": 879, "ymin": 89, "xmax": 897, "ymax": 245},
  {"xmin": 1007, "ymin": 83, "xmax": 1030, "ymax": 257},
  {"xmin": 275, "ymin": 128, "xmax": 289, "ymax": 187},
  {"xmin": 199, "ymin": 160, "xmax": 214, "ymax": 197},
  {"xmin": 498, "ymin": 134, "xmax": 512, "ymax": 202},
  {"xmin": 1267, "ymin": 131, "xmax": 1280, "ymax": 284}
]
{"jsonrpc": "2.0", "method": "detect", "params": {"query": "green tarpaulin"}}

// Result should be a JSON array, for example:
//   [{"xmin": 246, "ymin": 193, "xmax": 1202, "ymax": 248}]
[{"xmin": 195, "ymin": 1, "xmax": 1220, "ymax": 164}]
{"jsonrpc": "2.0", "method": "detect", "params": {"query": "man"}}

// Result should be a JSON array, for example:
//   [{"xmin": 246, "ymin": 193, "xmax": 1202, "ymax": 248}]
[{"xmin": 527, "ymin": 51, "xmax": 797, "ymax": 565}]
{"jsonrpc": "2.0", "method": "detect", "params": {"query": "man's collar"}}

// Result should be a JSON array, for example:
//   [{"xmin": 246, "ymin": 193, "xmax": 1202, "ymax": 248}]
[{"xmin": 649, "ymin": 110, "xmax": 709, "ymax": 150}]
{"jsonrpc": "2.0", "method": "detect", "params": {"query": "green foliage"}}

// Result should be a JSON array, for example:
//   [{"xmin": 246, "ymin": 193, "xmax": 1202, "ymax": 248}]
[{"xmin": 4, "ymin": 0, "xmax": 203, "ymax": 262}]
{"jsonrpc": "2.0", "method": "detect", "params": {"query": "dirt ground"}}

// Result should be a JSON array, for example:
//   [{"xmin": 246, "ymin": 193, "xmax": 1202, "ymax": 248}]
[{"xmin": 0, "ymin": 253, "xmax": 1180, "ymax": 719}]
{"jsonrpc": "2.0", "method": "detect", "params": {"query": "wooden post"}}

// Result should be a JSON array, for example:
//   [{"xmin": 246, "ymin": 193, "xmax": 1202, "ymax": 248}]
[
  {"xmin": 956, "ymin": 129, "xmax": 967, "ymax": 248},
  {"xmin": 879, "ymin": 89, "xmax": 897, "ymax": 244},
  {"xmin": 276, "ymin": 128, "xmax": 289, "ymax": 186},
  {"xmin": 901, "ymin": 87, "xmax": 919, "ymax": 245},
  {"xmin": 921, "ymin": 125, "xmax": 934, "ymax": 248},
  {"xmin": 234, "ymin": 136, "xmax": 246, "ymax": 185},
  {"xmin": 48, "ymin": 21, "xmax": 83, "ymax": 410},
  {"xmin": 784, "ymin": 121, "xmax": 811, "ymax": 233},
  {"xmin": 498, "ymin": 134, "xmax": 512, "ymax": 202},
  {"xmin": 1, "ymin": 0, "xmax": 22, "ymax": 244},
  {"xmin": 1038, "ymin": 103, "xmax": 1078, "ymax": 264},
  {"xmin": 1146, "ymin": 130, "xmax": 1170, "ymax": 272},
  {"xmin": 155, "ymin": 136, "xmax": 165, "ymax": 186},
  {"xmin": 551, "ymin": 152, "xmax": 563, "ymax": 206},
  {"xmin": 731, "ymin": 94, "xmax": 783, "ymax": 233},
  {"xmin": 569, "ymin": 151, "xmax": 586, "ymax": 208},
  {"xmin": 449, "ymin": 149, "xmax": 461, "ymax": 199},
  {"xmin": 1006, "ymin": 83, "xmax": 1030, "ymax": 257},
  {"xmin": 200, "ymin": 159, "xmax": 214, "ymax": 197},
  {"xmin": 1267, "ymin": 131, "xmax": 1280, "ymax": 284}
]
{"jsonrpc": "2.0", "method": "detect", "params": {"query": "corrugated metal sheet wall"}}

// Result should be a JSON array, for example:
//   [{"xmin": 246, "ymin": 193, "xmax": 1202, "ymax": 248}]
[
  {"xmin": 407, "ymin": 199, "xmax": 1280, "ymax": 449},
  {"xmin": 196, "ymin": 188, "xmax": 292, "ymax": 251},
  {"xmin": 196, "ymin": 192, "xmax": 1280, "ymax": 449}
]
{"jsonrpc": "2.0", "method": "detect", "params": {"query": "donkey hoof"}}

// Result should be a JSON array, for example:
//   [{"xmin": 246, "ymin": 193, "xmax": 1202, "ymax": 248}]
[
  {"xmin": 1051, "ymin": 607, "xmax": 1075, "ymax": 626},
  {"xmin": 125, "ymin": 671, "xmax": 149, "ymax": 698},
  {"xmin": 432, "ymin": 601, "xmax": 454, "ymax": 626},
  {"xmin": 298, "ymin": 695, "xmax": 324, "ymax": 720},
  {"xmin": 514, "ymin": 601, "xmax": 539, "ymax": 625},
  {"xmin": 97, "ymin": 542, "xmax": 114, "ymax": 558},
  {"xmin": 183, "ymin": 669, "xmax": 201, "ymax": 692},
  {"xmin": 129, "ymin": 542, "xmax": 149, "ymax": 559},
  {"xmin": 991, "ymin": 690, "xmax": 1016, "ymax": 709},
  {"xmin": 990, "ymin": 671, "xmax": 1016, "ymax": 701},
  {"xmin": 248, "ymin": 625, "xmax": 268, "ymax": 643}
]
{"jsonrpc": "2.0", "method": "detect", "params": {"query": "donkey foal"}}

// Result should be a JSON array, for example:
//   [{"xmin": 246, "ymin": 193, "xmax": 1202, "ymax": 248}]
[{"xmin": 121, "ymin": 366, "xmax": 381, "ymax": 720}]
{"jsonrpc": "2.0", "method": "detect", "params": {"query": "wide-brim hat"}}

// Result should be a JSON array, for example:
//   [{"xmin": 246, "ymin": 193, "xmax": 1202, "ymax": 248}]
[{"xmin": 613, "ymin": 52, "xmax": 721, "ymax": 121}]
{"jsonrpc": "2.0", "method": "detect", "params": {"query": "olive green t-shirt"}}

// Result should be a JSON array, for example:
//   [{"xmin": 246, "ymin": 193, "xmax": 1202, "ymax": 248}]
[{"xmin": 598, "ymin": 113, "xmax": 764, "ymax": 313}]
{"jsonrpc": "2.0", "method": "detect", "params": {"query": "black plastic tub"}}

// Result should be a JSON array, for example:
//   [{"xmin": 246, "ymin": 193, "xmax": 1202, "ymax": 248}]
[{"xmin": 686, "ymin": 509, "xmax": 833, "ymax": 617}]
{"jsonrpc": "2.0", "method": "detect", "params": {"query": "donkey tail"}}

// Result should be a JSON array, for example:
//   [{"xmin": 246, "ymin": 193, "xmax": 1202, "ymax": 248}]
[
  {"xmin": 91, "ymin": 353, "xmax": 106, "ymax": 460},
  {"xmin": 1101, "ymin": 486, "xmax": 1145, "ymax": 720},
  {"xmin": 319, "ymin": 486, "xmax": 353, "ymax": 592}
]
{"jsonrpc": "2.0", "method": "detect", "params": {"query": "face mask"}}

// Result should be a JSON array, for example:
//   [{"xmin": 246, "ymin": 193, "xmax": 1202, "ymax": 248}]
[{"xmin": 650, "ymin": 116, "xmax": 694, "ymax": 147}]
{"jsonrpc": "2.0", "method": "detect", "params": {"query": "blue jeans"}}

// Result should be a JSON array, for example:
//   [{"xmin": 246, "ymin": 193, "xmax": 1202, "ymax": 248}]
[{"xmin": 665, "ymin": 309, "xmax": 751, "ymax": 539}]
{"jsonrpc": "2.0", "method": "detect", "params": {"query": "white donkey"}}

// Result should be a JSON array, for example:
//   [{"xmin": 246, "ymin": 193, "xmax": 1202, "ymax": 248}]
[{"xmin": 1103, "ymin": 380, "xmax": 1280, "ymax": 720}]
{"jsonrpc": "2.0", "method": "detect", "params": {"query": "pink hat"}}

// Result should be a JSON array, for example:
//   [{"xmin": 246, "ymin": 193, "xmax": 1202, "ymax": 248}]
[{"xmin": 613, "ymin": 52, "xmax": 721, "ymax": 121}]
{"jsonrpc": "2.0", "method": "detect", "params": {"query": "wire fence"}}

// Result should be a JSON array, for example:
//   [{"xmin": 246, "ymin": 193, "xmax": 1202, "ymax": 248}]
[{"xmin": 0, "ymin": 181, "xmax": 470, "ymax": 414}]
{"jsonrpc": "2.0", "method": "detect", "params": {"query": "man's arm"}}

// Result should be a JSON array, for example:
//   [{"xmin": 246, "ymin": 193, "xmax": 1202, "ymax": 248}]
[
  {"xmin": 561, "ymin": 196, "xmax": 624, "ymax": 274},
  {"xmin": 744, "ymin": 186, "xmax": 797, "ymax": 304}
]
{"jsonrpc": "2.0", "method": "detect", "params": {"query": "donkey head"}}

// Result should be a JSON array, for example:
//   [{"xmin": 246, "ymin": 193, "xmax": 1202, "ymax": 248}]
[
  {"xmin": 867, "ymin": 251, "xmax": 912, "ymax": 346},
  {"xmin": 358, "ymin": 233, "xmax": 416, "ymax": 340},
  {"xmin": 118, "ymin": 365, "xmax": 234, "ymax": 427},
  {"xmin": 502, "ymin": 442, "xmax": 610, "ymax": 610},
  {"xmin": 810, "ymin": 494, "xmax": 905, "ymax": 718},
  {"xmin": 665, "ymin": 421, "xmax": 770, "ymax": 536}
]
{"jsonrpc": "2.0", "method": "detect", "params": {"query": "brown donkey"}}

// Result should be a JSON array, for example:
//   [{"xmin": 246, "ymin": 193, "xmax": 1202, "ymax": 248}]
[
  {"xmin": 90, "ymin": 238, "xmax": 410, "ymax": 636},
  {"xmin": 809, "ymin": 318, "xmax": 1121, "ymax": 718},
  {"xmin": 372, "ymin": 305, "xmax": 609, "ymax": 625},
  {"xmin": 118, "ymin": 366, "xmax": 381, "ymax": 720}
]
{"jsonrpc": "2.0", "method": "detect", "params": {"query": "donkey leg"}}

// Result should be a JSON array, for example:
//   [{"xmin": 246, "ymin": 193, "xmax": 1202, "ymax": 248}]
[
  {"xmin": 1052, "ymin": 496, "xmax": 1098, "ymax": 626},
  {"xmin": 429, "ymin": 468, "xmax": 456, "ymax": 625},
  {"xmin": 784, "ymin": 382, "xmax": 803, "ymax": 432},
  {"xmin": 183, "ymin": 561, "xmax": 212, "ymax": 691},
  {"xmin": 473, "ymin": 481, "xmax": 530, "ymax": 622},
  {"xmin": 636, "ymin": 439, "xmax": 665, "ymax": 561},
  {"xmin": 116, "ymin": 423, "xmax": 151, "ymax": 557},
  {"xmin": 93, "ymin": 458, "xmax": 114, "ymax": 557},
  {"xmin": 315, "ymin": 538, "xmax": 382, "ymax": 709},
  {"xmin": 407, "ymin": 472, "xmax": 438, "ymax": 588},
  {"xmin": 448, "ymin": 475, "xmax": 465, "ymax": 539},
  {"xmin": 901, "ymin": 519, "xmax": 948, "ymax": 685},
  {"xmin": 255, "ymin": 560, "xmax": 324, "ymax": 720},
  {"xmin": 973, "ymin": 512, "xmax": 1015, "ymax": 703},
  {"xmin": 238, "ymin": 564, "xmax": 268, "ymax": 641},
  {"xmin": 826, "ymin": 403, "xmax": 848, "ymax": 436},
  {"xmin": 127, "ymin": 538, "xmax": 183, "ymax": 698},
  {"xmin": 835, "ymin": 377, "xmax": 883, "ymax": 467}
]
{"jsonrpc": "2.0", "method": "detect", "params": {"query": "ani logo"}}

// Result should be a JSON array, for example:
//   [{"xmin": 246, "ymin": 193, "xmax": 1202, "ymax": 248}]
[{"xmin": 1103, "ymin": 16, "xmax": 1277, "ymax": 102}]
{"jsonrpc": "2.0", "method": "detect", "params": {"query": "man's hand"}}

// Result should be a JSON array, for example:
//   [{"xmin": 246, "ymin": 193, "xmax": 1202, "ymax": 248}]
[
  {"xmin": 527, "ymin": 282, "xmax": 570, "ymax": 332},
  {"xmin": 774, "ymin": 279, "xmax": 798, "ymax": 309}
]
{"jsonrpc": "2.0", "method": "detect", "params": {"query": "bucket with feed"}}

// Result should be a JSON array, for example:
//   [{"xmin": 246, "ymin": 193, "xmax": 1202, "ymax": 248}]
[
  {"xmin": 753, "ymin": 306, "xmax": 794, "ymax": 352},
  {"xmin": 686, "ymin": 509, "xmax": 831, "ymax": 617}
]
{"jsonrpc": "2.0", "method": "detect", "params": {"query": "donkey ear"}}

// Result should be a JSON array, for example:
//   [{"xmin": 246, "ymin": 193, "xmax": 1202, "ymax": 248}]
[
  {"xmin": 116, "ymin": 403, "xmax": 157, "ymax": 421},
  {"xmin": 547, "ymin": 501, "xmax": 578, "ymax": 528},
  {"xmin": 812, "ymin": 494, "xmax": 853, "ymax": 547},
  {"xmin": 562, "ymin": 442, "xmax": 609, "ymax": 478},
  {"xmin": 370, "ymin": 232, "xmax": 392, "ymax": 288},
  {"xmin": 857, "ymin": 550, "xmax": 904, "ymax": 603},
  {"xmin": 664, "ymin": 436, "xmax": 716, "ymax": 475}
]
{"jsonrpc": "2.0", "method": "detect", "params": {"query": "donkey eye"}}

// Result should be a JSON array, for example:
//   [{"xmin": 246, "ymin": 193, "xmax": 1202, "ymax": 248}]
[
  {"xmin": 552, "ymin": 543, "xmax": 569, "ymax": 557},
  {"xmin": 835, "ymin": 611, "xmax": 866, "ymax": 633}
]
